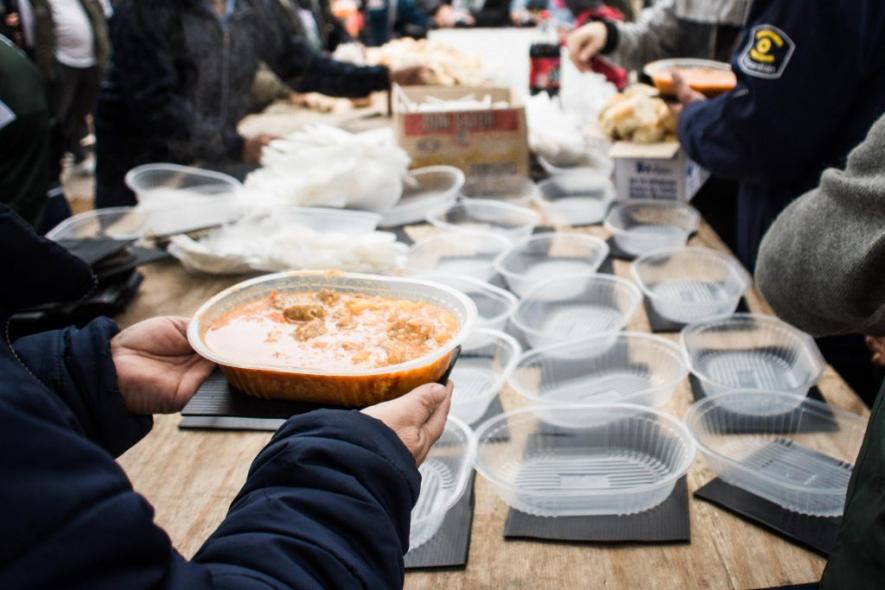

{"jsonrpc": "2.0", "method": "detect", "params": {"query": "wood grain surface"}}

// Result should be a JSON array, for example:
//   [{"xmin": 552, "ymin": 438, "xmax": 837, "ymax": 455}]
[{"xmin": 116, "ymin": 218, "xmax": 867, "ymax": 590}]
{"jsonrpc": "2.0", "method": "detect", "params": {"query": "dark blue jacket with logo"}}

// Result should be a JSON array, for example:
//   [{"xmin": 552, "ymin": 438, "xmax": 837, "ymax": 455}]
[
  {"xmin": 678, "ymin": 0, "xmax": 885, "ymax": 268},
  {"xmin": 0, "ymin": 204, "xmax": 419, "ymax": 589}
]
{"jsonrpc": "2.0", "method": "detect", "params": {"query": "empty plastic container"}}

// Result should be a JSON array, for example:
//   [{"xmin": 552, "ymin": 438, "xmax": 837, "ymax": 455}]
[
  {"xmin": 494, "ymin": 233, "xmax": 610, "ymax": 297},
  {"xmin": 511, "ymin": 275, "xmax": 642, "ymax": 349},
  {"xmin": 410, "ymin": 416, "xmax": 477, "ymax": 549},
  {"xmin": 632, "ymin": 247, "xmax": 750, "ymax": 324},
  {"xmin": 461, "ymin": 174, "xmax": 538, "ymax": 206},
  {"xmin": 537, "ymin": 142, "xmax": 614, "ymax": 179},
  {"xmin": 418, "ymin": 273, "xmax": 518, "ymax": 331},
  {"xmin": 449, "ymin": 329, "xmax": 521, "ymax": 424},
  {"xmin": 685, "ymin": 391, "xmax": 867, "ymax": 516},
  {"xmin": 535, "ymin": 173, "xmax": 616, "ymax": 226},
  {"xmin": 46, "ymin": 207, "xmax": 148, "ymax": 241},
  {"xmin": 126, "ymin": 163, "xmax": 243, "ymax": 236},
  {"xmin": 681, "ymin": 314, "xmax": 826, "ymax": 401},
  {"xmin": 509, "ymin": 332, "xmax": 687, "ymax": 409},
  {"xmin": 380, "ymin": 166, "xmax": 464, "ymax": 228},
  {"xmin": 604, "ymin": 200, "xmax": 700, "ymax": 257},
  {"xmin": 426, "ymin": 199, "xmax": 540, "ymax": 243},
  {"xmin": 278, "ymin": 207, "xmax": 381, "ymax": 234},
  {"xmin": 405, "ymin": 231, "xmax": 512, "ymax": 282},
  {"xmin": 473, "ymin": 404, "xmax": 696, "ymax": 516}
]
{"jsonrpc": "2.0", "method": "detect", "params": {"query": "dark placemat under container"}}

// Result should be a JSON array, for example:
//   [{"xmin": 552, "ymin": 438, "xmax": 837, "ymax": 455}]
[
  {"xmin": 504, "ymin": 477, "xmax": 690, "ymax": 543},
  {"xmin": 644, "ymin": 297, "xmax": 750, "ymax": 333},
  {"xmin": 694, "ymin": 478, "xmax": 841, "ymax": 557},
  {"xmin": 604, "ymin": 232, "xmax": 700, "ymax": 262},
  {"xmin": 405, "ymin": 473, "xmax": 476, "ymax": 570}
]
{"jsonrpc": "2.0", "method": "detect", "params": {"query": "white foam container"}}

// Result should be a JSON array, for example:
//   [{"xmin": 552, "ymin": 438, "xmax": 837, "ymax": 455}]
[
  {"xmin": 631, "ymin": 247, "xmax": 750, "ymax": 324},
  {"xmin": 474, "ymin": 404, "xmax": 696, "ymax": 516},
  {"xmin": 410, "ymin": 416, "xmax": 477, "ymax": 549},
  {"xmin": 494, "ymin": 233, "xmax": 610, "ymax": 297},
  {"xmin": 511, "ymin": 274, "xmax": 642, "ymax": 349},
  {"xmin": 604, "ymin": 200, "xmax": 700, "ymax": 257},
  {"xmin": 685, "ymin": 391, "xmax": 867, "ymax": 517}
]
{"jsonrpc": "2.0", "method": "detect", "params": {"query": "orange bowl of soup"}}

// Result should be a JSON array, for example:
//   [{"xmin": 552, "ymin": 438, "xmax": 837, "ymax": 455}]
[
  {"xmin": 645, "ymin": 59, "xmax": 737, "ymax": 97},
  {"xmin": 188, "ymin": 271, "xmax": 477, "ymax": 406}
]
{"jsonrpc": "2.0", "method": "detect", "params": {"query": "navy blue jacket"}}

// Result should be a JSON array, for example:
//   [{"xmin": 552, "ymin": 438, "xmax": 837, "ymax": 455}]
[
  {"xmin": 678, "ymin": 0, "xmax": 885, "ymax": 268},
  {"xmin": 0, "ymin": 204, "xmax": 419, "ymax": 589}
]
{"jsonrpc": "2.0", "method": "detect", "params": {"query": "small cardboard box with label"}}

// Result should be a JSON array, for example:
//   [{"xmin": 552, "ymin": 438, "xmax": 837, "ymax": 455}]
[
  {"xmin": 392, "ymin": 85, "xmax": 530, "ymax": 180},
  {"xmin": 610, "ymin": 141, "xmax": 709, "ymax": 202}
]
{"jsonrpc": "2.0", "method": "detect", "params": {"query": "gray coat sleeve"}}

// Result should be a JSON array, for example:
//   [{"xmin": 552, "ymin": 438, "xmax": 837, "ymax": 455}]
[
  {"xmin": 756, "ymin": 114, "xmax": 885, "ymax": 338},
  {"xmin": 608, "ymin": 0, "xmax": 681, "ymax": 72}
]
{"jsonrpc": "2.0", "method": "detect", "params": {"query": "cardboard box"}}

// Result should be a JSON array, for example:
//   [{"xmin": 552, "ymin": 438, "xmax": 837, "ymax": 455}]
[
  {"xmin": 392, "ymin": 85, "xmax": 530, "ymax": 180},
  {"xmin": 610, "ymin": 141, "xmax": 709, "ymax": 202}
]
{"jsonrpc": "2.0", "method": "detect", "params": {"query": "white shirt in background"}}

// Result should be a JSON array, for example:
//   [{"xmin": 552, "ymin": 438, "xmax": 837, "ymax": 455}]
[{"xmin": 46, "ymin": 0, "xmax": 95, "ymax": 68}]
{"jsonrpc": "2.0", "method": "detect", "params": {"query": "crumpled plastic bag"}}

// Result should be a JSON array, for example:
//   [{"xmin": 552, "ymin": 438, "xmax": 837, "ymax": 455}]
[
  {"xmin": 243, "ymin": 124, "xmax": 410, "ymax": 212},
  {"xmin": 167, "ymin": 212, "xmax": 408, "ymax": 275}
]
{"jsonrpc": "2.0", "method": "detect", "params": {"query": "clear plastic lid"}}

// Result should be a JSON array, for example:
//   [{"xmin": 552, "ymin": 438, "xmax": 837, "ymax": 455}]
[
  {"xmin": 426, "ymin": 199, "xmax": 540, "ymax": 243},
  {"xmin": 410, "ymin": 416, "xmax": 477, "ymax": 549},
  {"xmin": 276, "ymin": 206, "xmax": 382, "ymax": 234},
  {"xmin": 681, "ymin": 313, "xmax": 826, "ymax": 398},
  {"xmin": 405, "ymin": 230, "xmax": 512, "ymax": 282},
  {"xmin": 380, "ymin": 166, "xmax": 464, "ymax": 228},
  {"xmin": 604, "ymin": 200, "xmax": 700, "ymax": 257},
  {"xmin": 473, "ymin": 404, "xmax": 696, "ymax": 516},
  {"xmin": 685, "ymin": 391, "xmax": 867, "ymax": 516},
  {"xmin": 126, "ymin": 163, "xmax": 242, "ymax": 198},
  {"xmin": 414, "ymin": 272, "xmax": 518, "ymax": 331},
  {"xmin": 494, "ymin": 233, "xmax": 610, "ymax": 297},
  {"xmin": 509, "ymin": 332, "xmax": 687, "ymax": 408},
  {"xmin": 534, "ymin": 173, "xmax": 616, "ymax": 226},
  {"xmin": 631, "ymin": 247, "xmax": 750, "ymax": 324},
  {"xmin": 46, "ymin": 207, "xmax": 148, "ymax": 241},
  {"xmin": 449, "ymin": 328, "xmax": 521, "ymax": 425},
  {"xmin": 512, "ymin": 274, "xmax": 642, "ymax": 349}
]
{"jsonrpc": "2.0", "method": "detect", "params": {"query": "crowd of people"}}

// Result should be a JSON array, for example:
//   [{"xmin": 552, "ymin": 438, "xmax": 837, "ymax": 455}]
[{"xmin": 1, "ymin": 0, "xmax": 884, "ymax": 588}]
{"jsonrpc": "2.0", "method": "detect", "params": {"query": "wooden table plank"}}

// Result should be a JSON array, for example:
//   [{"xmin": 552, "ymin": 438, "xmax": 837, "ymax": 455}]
[{"xmin": 116, "ymin": 220, "xmax": 865, "ymax": 589}]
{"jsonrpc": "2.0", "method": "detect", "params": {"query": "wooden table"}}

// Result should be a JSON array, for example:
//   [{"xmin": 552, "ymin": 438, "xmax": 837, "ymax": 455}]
[{"xmin": 116, "ymin": 221, "xmax": 868, "ymax": 590}]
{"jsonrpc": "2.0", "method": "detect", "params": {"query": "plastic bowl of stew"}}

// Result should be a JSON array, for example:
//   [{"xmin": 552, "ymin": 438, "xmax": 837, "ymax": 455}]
[
  {"xmin": 188, "ymin": 271, "xmax": 477, "ymax": 406},
  {"xmin": 644, "ymin": 58, "xmax": 737, "ymax": 97}
]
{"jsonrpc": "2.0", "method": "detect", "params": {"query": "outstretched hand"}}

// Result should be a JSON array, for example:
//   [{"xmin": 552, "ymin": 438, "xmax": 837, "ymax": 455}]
[
  {"xmin": 111, "ymin": 317, "xmax": 215, "ymax": 415},
  {"xmin": 362, "ymin": 381, "xmax": 454, "ymax": 465},
  {"xmin": 865, "ymin": 336, "xmax": 885, "ymax": 367},
  {"xmin": 669, "ymin": 71, "xmax": 707, "ymax": 119}
]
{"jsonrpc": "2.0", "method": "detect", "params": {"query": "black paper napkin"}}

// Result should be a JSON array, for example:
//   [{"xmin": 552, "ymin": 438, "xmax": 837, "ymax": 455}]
[
  {"xmin": 644, "ymin": 298, "xmax": 750, "ymax": 333},
  {"xmin": 405, "ymin": 474, "xmax": 476, "ymax": 570},
  {"xmin": 504, "ymin": 477, "xmax": 690, "ymax": 543},
  {"xmin": 58, "ymin": 237, "xmax": 134, "ymax": 266},
  {"xmin": 694, "ymin": 478, "xmax": 841, "ymax": 557},
  {"xmin": 604, "ymin": 231, "xmax": 700, "ymax": 262}
]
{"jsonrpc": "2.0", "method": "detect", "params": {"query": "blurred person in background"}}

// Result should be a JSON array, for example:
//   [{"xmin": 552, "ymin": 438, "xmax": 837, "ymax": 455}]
[
  {"xmin": 94, "ymin": 0, "xmax": 429, "ymax": 209},
  {"xmin": 509, "ymin": 0, "xmax": 573, "ymax": 27},
  {"xmin": 671, "ymin": 0, "xmax": 885, "ymax": 400},
  {"xmin": 428, "ymin": 0, "xmax": 510, "ymax": 29},
  {"xmin": 755, "ymin": 113, "xmax": 885, "ymax": 588},
  {"xmin": 566, "ymin": 0, "xmax": 752, "ymax": 251},
  {"xmin": 360, "ymin": 0, "xmax": 429, "ymax": 46},
  {"xmin": 0, "ymin": 34, "xmax": 69, "ymax": 232},
  {"xmin": 0, "ymin": 201, "xmax": 456, "ymax": 589}
]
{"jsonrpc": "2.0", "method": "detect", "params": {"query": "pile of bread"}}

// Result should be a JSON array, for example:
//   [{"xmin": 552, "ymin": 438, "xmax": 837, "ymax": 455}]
[{"xmin": 599, "ymin": 84, "xmax": 677, "ymax": 144}]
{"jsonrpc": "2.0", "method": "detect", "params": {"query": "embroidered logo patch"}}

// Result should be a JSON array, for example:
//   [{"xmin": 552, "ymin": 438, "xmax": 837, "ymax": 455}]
[{"xmin": 739, "ymin": 25, "xmax": 796, "ymax": 79}]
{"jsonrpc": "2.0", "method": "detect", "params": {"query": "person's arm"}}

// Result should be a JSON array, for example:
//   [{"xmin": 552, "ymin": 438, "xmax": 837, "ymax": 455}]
[
  {"xmin": 677, "ymin": 3, "xmax": 864, "ymax": 184},
  {"xmin": 13, "ymin": 318, "xmax": 152, "ymax": 457},
  {"xmin": 756, "ymin": 114, "xmax": 885, "ymax": 338},
  {"xmin": 258, "ymin": 0, "xmax": 391, "ymax": 99},
  {"xmin": 605, "ymin": 0, "xmax": 679, "ymax": 71},
  {"xmin": 107, "ymin": 4, "xmax": 244, "ymax": 163}
]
